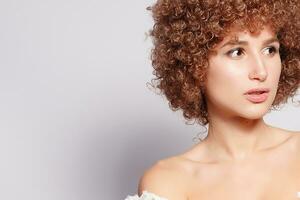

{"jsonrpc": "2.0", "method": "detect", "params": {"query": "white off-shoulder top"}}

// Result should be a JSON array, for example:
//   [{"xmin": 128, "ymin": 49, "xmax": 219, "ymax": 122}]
[
  {"xmin": 125, "ymin": 191, "xmax": 300, "ymax": 199},
  {"xmin": 124, "ymin": 190, "xmax": 168, "ymax": 200}
]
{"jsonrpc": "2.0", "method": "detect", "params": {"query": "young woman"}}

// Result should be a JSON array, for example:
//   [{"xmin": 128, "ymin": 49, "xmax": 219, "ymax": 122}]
[{"xmin": 125, "ymin": 0, "xmax": 300, "ymax": 199}]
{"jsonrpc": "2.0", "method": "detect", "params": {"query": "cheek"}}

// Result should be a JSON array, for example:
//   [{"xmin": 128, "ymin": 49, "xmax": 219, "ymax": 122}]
[
  {"xmin": 207, "ymin": 59, "xmax": 246, "ymax": 91},
  {"xmin": 205, "ymin": 59, "xmax": 248, "ymax": 108},
  {"xmin": 269, "ymin": 69, "xmax": 281, "ymax": 84},
  {"xmin": 267, "ymin": 59, "xmax": 282, "ymax": 83}
]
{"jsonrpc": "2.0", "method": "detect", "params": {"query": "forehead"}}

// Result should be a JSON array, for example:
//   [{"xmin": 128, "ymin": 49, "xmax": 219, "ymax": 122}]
[{"xmin": 217, "ymin": 26, "xmax": 277, "ymax": 47}]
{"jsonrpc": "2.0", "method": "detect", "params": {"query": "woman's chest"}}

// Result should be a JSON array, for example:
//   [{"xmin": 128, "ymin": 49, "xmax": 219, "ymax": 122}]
[{"xmin": 186, "ymin": 155, "xmax": 300, "ymax": 200}]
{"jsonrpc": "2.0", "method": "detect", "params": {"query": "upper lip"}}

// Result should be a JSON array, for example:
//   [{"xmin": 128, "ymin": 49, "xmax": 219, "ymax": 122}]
[{"xmin": 244, "ymin": 88, "xmax": 270, "ymax": 95}]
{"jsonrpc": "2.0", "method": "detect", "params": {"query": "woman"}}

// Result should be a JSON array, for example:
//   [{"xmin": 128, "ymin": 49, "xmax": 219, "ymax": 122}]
[{"xmin": 125, "ymin": 0, "xmax": 300, "ymax": 199}]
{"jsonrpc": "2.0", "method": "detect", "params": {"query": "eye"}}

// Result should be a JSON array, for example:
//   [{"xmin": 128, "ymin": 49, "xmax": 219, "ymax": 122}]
[
  {"xmin": 263, "ymin": 46, "xmax": 278, "ymax": 56},
  {"xmin": 226, "ymin": 48, "xmax": 244, "ymax": 58}
]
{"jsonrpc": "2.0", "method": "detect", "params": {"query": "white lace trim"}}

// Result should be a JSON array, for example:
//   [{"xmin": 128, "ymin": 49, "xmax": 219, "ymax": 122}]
[{"xmin": 124, "ymin": 190, "xmax": 168, "ymax": 200}]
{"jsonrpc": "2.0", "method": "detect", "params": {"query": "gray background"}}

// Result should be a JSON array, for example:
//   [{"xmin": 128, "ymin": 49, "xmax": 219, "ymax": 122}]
[{"xmin": 0, "ymin": 0, "xmax": 299, "ymax": 200}]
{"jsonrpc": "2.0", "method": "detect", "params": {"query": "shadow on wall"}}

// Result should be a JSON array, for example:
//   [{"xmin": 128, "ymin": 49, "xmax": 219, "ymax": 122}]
[{"xmin": 80, "ymin": 116, "xmax": 195, "ymax": 200}]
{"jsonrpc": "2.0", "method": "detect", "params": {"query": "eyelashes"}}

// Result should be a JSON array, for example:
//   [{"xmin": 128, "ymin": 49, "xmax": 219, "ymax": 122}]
[
  {"xmin": 226, "ymin": 48, "xmax": 244, "ymax": 58},
  {"xmin": 226, "ymin": 46, "xmax": 279, "ymax": 58}
]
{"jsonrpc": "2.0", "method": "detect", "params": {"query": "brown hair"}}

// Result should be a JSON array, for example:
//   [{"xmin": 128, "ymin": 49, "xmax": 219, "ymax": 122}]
[{"xmin": 147, "ymin": 0, "xmax": 300, "ymax": 126}]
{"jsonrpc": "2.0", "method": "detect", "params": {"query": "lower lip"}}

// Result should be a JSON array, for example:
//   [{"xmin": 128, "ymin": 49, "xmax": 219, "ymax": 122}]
[{"xmin": 245, "ymin": 92, "xmax": 269, "ymax": 103}]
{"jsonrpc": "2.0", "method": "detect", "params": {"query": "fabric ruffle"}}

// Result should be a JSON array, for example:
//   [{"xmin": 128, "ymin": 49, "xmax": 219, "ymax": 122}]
[{"xmin": 124, "ymin": 190, "xmax": 168, "ymax": 200}]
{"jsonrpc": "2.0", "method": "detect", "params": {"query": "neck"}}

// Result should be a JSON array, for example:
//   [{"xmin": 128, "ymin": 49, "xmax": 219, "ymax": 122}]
[{"xmin": 204, "ymin": 116, "xmax": 271, "ymax": 162}]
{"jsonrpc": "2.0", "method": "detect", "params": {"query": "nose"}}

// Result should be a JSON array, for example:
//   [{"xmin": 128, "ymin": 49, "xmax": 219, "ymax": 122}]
[{"xmin": 248, "ymin": 54, "xmax": 268, "ymax": 82}]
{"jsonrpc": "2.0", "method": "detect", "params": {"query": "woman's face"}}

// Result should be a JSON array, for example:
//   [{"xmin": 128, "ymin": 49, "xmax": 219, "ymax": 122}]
[{"xmin": 205, "ymin": 27, "xmax": 282, "ymax": 120}]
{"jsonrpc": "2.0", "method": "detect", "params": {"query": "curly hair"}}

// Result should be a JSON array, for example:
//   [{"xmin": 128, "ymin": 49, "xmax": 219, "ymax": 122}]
[{"xmin": 146, "ymin": 0, "xmax": 300, "ymax": 126}]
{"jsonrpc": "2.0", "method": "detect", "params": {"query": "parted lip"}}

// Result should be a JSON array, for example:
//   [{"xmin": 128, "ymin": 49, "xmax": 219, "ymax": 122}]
[{"xmin": 244, "ymin": 88, "xmax": 270, "ymax": 95}]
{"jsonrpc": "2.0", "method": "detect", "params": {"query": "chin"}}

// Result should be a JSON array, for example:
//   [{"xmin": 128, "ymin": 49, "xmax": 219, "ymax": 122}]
[{"xmin": 239, "ymin": 105, "xmax": 271, "ymax": 119}]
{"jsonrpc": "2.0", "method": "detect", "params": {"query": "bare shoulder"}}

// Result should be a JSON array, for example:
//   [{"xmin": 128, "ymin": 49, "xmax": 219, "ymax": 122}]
[
  {"xmin": 275, "ymin": 127, "xmax": 300, "ymax": 152},
  {"xmin": 268, "ymin": 125, "xmax": 298, "ymax": 141},
  {"xmin": 291, "ymin": 130, "xmax": 300, "ymax": 140},
  {"xmin": 138, "ymin": 157, "xmax": 189, "ymax": 200},
  {"xmin": 290, "ymin": 130, "xmax": 300, "ymax": 150},
  {"xmin": 283, "ymin": 128, "xmax": 300, "ymax": 146}
]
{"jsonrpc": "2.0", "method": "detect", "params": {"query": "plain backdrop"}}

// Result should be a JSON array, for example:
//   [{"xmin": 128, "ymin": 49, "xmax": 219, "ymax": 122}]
[{"xmin": 0, "ymin": 0, "xmax": 299, "ymax": 200}]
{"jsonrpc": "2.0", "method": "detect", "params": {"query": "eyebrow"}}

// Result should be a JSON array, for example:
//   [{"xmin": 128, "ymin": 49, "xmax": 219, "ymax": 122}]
[{"xmin": 220, "ymin": 37, "xmax": 279, "ymax": 48}]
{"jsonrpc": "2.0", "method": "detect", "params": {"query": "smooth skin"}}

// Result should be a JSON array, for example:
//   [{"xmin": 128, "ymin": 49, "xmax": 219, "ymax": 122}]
[{"xmin": 138, "ymin": 26, "xmax": 300, "ymax": 200}]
